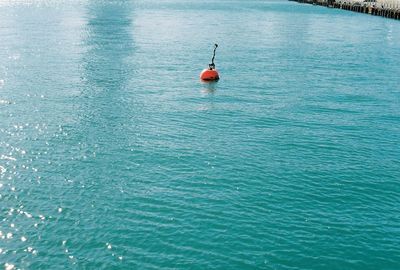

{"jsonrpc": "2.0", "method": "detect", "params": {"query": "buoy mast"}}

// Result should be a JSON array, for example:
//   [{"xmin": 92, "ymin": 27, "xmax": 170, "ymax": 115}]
[
  {"xmin": 209, "ymin": 44, "xmax": 218, "ymax": 70},
  {"xmin": 200, "ymin": 44, "xmax": 220, "ymax": 81}
]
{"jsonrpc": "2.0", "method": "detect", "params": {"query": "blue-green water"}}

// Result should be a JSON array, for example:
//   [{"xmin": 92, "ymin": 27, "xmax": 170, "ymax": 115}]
[{"xmin": 1, "ymin": 0, "xmax": 400, "ymax": 269}]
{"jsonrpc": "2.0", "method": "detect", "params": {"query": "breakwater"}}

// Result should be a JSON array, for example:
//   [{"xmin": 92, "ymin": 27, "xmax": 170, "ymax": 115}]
[{"xmin": 291, "ymin": 0, "xmax": 400, "ymax": 20}]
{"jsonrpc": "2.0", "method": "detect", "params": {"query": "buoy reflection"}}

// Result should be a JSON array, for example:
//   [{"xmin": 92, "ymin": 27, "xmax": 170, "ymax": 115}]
[{"xmin": 201, "ymin": 81, "xmax": 218, "ymax": 94}]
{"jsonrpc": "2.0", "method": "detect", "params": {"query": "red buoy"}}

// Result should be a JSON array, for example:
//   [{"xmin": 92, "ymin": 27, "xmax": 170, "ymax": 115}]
[
  {"xmin": 200, "ymin": 68, "xmax": 219, "ymax": 81},
  {"xmin": 200, "ymin": 44, "xmax": 220, "ymax": 82}
]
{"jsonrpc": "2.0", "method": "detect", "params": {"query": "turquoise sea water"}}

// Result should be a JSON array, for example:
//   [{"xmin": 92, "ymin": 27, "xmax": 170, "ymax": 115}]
[{"xmin": 1, "ymin": 0, "xmax": 400, "ymax": 269}]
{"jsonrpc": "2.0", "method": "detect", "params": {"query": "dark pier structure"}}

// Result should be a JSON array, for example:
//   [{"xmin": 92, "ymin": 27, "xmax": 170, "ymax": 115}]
[{"xmin": 290, "ymin": 0, "xmax": 400, "ymax": 20}]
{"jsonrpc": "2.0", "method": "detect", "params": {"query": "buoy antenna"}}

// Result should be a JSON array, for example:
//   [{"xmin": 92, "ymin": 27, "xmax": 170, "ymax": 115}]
[
  {"xmin": 209, "ymin": 43, "xmax": 218, "ymax": 70},
  {"xmin": 200, "ymin": 43, "xmax": 220, "ymax": 81}
]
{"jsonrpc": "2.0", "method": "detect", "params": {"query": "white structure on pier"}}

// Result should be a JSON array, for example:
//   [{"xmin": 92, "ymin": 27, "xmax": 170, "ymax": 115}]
[{"xmin": 339, "ymin": 0, "xmax": 400, "ymax": 8}]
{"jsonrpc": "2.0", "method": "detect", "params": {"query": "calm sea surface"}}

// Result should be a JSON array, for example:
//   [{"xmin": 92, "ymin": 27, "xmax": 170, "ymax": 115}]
[{"xmin": 1, "ymin": 0, "xmax": 400, "ymax": 269}]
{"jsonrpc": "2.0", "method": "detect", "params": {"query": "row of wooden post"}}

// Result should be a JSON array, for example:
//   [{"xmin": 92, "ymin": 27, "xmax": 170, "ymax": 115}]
[{"xmin": 291, "ymin": 0, "xmax": 400, "ymax": 20}]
